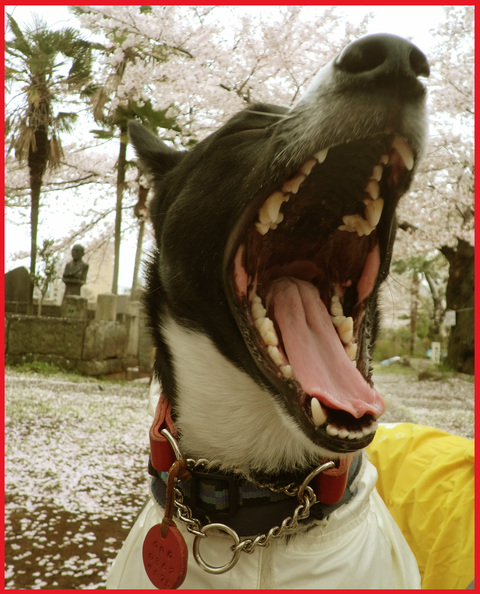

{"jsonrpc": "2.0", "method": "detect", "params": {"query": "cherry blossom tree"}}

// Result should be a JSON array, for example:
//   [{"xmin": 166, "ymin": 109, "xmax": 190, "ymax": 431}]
[
  {"xmin": 393, "ymin": 6, "xmax": 474, "ymax": 371},
  {"xmin": 5, "ymin": 7, "xmax": 472, "ymax": 370}
]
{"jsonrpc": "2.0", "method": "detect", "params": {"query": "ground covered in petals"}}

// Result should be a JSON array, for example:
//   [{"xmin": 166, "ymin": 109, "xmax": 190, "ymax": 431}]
[{"xmin": 5, "ymin": 363, "xmax": 474, "ymax": 589}]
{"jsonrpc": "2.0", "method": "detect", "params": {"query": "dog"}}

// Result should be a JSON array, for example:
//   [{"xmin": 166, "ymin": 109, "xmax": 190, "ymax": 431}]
[{"xmin": 106, "ymin": 33, "xmax": 429, "ymax": 589}]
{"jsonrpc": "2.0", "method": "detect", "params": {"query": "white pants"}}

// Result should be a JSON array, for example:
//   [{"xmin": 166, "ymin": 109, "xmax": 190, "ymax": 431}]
[{"xmin": 106, "ymin": 459, "xmax": 420, "ymax": 589}]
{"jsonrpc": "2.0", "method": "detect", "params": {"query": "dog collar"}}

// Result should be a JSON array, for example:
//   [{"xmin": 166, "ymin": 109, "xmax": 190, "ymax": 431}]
[{"xmin": 148, "ymin": 394, "xmax": 361, "ymax": 535}]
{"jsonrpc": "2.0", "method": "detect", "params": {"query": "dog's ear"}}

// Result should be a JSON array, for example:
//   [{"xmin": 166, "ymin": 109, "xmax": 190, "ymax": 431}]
[{"xmin": 128, "ymin": 120, "xmax": 184, "ymax": 178}]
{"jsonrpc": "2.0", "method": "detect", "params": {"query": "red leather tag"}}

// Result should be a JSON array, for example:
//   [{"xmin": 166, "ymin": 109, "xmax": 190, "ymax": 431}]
[
  {"xmin": 143, "ymin": 523, "xmax": 188, "ymax": 589},
  {"xmin": 315, "ymin": 457, "xmax": 352, "ymax": 505}
]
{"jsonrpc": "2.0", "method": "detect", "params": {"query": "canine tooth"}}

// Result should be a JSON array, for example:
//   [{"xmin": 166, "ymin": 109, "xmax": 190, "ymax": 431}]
[
  {"xmin": 281, "ymin": 364, "xmax": 293, "ymax": 379},
  {"xmin": 345, "ymin": 341, "xmax": 357, "ymax": 361},
  {"xmin": 255, "ymin": 221, "xmax": 270, "ymax": 235},
  {"xmin": 275, "ymin": 212, "xmax": 284, "ymax": 224},
  {"xmin": 251, "ymin": 301, "xmax": 267, "ymax": 320},
  {"xmin": 311, "ymin": 398, "xmax": 327, "ymax": 426},
  {"xmin": 380, "ymin": 154, "xmax": 389, "ymax": 166},
  {"xmin": 364, "ymin": 197, "xmax": 384, "ymax": 227},
  {"xmin": 314, "ymin": 148, "xmax": 328, "ymax": 163},
  {"xmin": 338, "ymin": 316, "xmax": 353, "ymax": 344},
  {"xmin": 338, "ymin": 428, "xmax": 349, "ymax": 439},
  {"xmin": 326, "ymin": 424, "xmax": 339, "ymax": 436},
  {"xmin": 392, "ymin": 137, "xmax": 414, "ymax": 171},
  {"xmin": 365, "ymin": 180, "xmax": 380, "ymax": 200},
  {"xmin": 300, "ymin": 158, "xmax": 317, "ymax": 176},
  {"xmin": 259, "ymin": 191, "xmax": 285, "ymax": 225},
  {"xmin": 370, "ymin": 164, "xmax": 383, "ymax": 182},
  {"xmin": 268, "ymin": 345, "xmax": 283, "ymax": 365},
  {"xmin": 283, "ymin": 174, "xmax": 305, "ymax": 194}
]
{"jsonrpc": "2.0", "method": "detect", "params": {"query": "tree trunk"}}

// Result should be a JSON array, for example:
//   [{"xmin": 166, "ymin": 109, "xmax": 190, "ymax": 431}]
[
  {"xmin": 424, "ymin": 269, "xmax": 444, "ymax": 341},
  {"xmin": 131, "ymin": 184, "xmax": 149, "ymax": 299},
  {"xmin": 111, "ymin": 122, "xmax": 128, "ymax": 295},
  {"xmin": 409, "ymin": 272, "xmax": 420, "ymax": 356},
  {"xmin": 441, "ymin": 239, "xmax": 474, "ymax": 373},
  {"xmin": 131, "ymin": 218, "xmax": 145, "ymax": 298},
  {"xmin": 27, "ymin": 125, "xmax": 49, "ymax": 314}
]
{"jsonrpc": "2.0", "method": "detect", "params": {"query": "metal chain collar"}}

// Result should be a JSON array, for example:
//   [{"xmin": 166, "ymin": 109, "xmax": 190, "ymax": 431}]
[{"xmin": 161, "ymin": 429, "xmax": 335, "ymax": 575}]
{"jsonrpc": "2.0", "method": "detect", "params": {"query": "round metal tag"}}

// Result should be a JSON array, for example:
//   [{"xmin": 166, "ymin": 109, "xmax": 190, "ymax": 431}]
[{"xmin": 143, "ymin": 523, "xmax": 188, "ymax": 589}]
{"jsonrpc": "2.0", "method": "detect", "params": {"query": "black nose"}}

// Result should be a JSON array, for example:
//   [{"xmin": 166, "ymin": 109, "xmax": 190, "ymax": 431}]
[{"xmin": 336, "ymin": 33, "xmax": 430, "ymax": 84}]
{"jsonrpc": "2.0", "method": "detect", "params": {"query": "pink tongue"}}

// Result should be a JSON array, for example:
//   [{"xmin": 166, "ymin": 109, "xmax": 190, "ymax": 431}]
[{"xmin": 268, "ymin": 277, "xmax": 384, "ymax": 419}]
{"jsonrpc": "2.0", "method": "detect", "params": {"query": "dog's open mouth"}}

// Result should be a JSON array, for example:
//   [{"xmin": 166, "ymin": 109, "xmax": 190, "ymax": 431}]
[{"xmin": 227, "ymin": 133, "xmax": 415, "ymax": 453}]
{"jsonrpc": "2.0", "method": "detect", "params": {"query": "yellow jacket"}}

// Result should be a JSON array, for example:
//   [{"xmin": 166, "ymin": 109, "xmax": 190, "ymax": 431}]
[{"xmin": 367, "ymin": 423, "xmax": 474, "ymax": 589}]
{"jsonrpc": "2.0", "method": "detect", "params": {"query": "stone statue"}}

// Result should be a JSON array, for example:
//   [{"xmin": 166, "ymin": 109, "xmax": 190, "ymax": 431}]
[{"xmin": 62, "ymin": 244, "xmax": 89, "ymax": 297}]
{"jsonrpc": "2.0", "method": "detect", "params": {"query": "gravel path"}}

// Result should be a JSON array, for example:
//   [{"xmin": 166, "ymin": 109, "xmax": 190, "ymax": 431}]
[
  {"xmin": 4, "ymin": 366, "xmax": 474, "ymax": 589},
  {"xmin": 373, "ymin": 365, "xmax": 474, "ymax": 440}
]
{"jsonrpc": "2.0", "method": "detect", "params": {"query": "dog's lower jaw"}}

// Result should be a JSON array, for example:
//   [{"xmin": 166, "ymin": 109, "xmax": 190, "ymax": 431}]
[{"xmin": 161, "ymin": 317, "xmax": 349, "ymax": 477}]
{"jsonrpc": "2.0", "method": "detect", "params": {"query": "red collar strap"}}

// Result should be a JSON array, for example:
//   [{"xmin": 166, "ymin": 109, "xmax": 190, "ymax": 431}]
[{"xmin": 149, "ymin": 393, "xmax": 355, "ymax": 506}]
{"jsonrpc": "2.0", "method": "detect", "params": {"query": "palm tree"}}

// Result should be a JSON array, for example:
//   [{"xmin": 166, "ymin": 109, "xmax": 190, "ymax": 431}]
[
  {"xmin": 5, "ymin": 13, "xmax": 98, "ymax": 312},
  {"xmin": 89, "ymin": 57, "xmax": 179, "ymax": 295}
]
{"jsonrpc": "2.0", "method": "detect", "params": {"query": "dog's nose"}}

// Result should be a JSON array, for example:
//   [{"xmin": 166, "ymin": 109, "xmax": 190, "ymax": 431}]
[{"xmin": 335, "ymin": 33, "xmax": 430, "ymax": 84}]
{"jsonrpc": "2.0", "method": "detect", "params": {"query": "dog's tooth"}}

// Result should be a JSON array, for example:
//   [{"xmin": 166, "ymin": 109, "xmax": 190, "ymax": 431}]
[
  {"xmin": 340, "ymin": 214, "xmax": 370, "ymax": 236},
  {"xmin": 255, "ymin": 317, "xmax": 279, "ymax": 347},
  {"xmin": 338, "ymin": 428, "xmax": 349, "ymax": 439},
  {"xmin": 281, "ymin": 364, "xmax": 293, "ymax": 379},
  {"xmin": 345, "ymin": 341, "xmax": 357, "ymax": 361},
  {"xmin": 282, "ymin": 174, "xmax": 305, "ymax": 194},
  {"xmin": 326, "ymin": 424, "xmax": 339, "ymax": 436},
  {"xmin": 365, "ymin": 180, "xmax": 380, "ymax": 200},
  {"xmin": 392, "ymin": 137, "xmax": 414, "ymax": 171},
  {"xmin": 311, "ymin": 398, "xmax": 327, "ymax": 426},
  {"xmin": 364, "ymin": 197, "xmax": 384, "ymax": 227},
  {"xmin": 347, "ymin": 431, "xmax": 357, "ymax": 440},
  {"xmin": 300, "ymin": 157, "xmax": 318, "ymax": 176},
  {"xmin": 380, "ymin": 154, "xmax": 389, "ymax": 166},
  {"xmin": 330, "ymin": 296, "xmax": 344, "ymax": 317},
  {"xmin": 267, "ymin": 345, "xmax": 283, "ymax": 365},
  {"xmin": 370, "ymin": 164, "xmax": 383, "ymax": 182},
  {"xmin": 251, "ymin": 300, "xmax": 267, "ymax": 320},
  {"xmin": 338, "ymin": 317, "xmax": 353, "ymax": 344},
  {"xmin": 362, "ymin": 422, "xmax": 378, "ymax": 436},
  {"xmin": 255, "ymin": 221, "xmax": 270, "ymax": 235},
  {"xmin": 264, "ymin": 330, "xmax": 279, "ymax": 346},
  {"xmin": 259, "ymin": 190, "xmax": 285, "ymax": 225},
  {"xmin": 275, "ymin": 212, "xmax": 284, "ymax": 225},
  {"xmin": 332, "ymin": 314, "xmax": 346, "ymax": 328},
  {"xmin": 314, "ymin": 148, "xmax": 328, "ymax": 163}
]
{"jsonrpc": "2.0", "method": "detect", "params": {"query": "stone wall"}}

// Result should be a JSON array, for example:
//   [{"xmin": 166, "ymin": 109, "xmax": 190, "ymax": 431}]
[{"xmin": 4, "ymin": 294, "xmax": 153, "ymax": 379}]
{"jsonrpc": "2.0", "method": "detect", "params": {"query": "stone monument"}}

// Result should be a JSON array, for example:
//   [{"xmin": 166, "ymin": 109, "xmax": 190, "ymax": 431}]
[{"xmin": 62, "ymin": 244, "xmax": 89, "ymax": 297}]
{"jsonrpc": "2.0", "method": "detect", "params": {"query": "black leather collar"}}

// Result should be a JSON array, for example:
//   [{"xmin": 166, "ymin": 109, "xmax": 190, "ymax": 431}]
[{"xmin": 148, "ymin": 454, "xmax": 362, "ymax": 537}]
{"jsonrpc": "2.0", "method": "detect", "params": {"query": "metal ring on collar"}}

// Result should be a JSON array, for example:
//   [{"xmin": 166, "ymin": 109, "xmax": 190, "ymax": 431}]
[{"xmin": 193, "ymin": 523, "xmax": 241, "ymax": 574}]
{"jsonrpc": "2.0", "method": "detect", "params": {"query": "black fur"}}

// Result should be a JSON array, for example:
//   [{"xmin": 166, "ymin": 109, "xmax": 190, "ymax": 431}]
[{"xmin": 130, "ymin": 34, "xmax": 429, "ymax": 454}]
